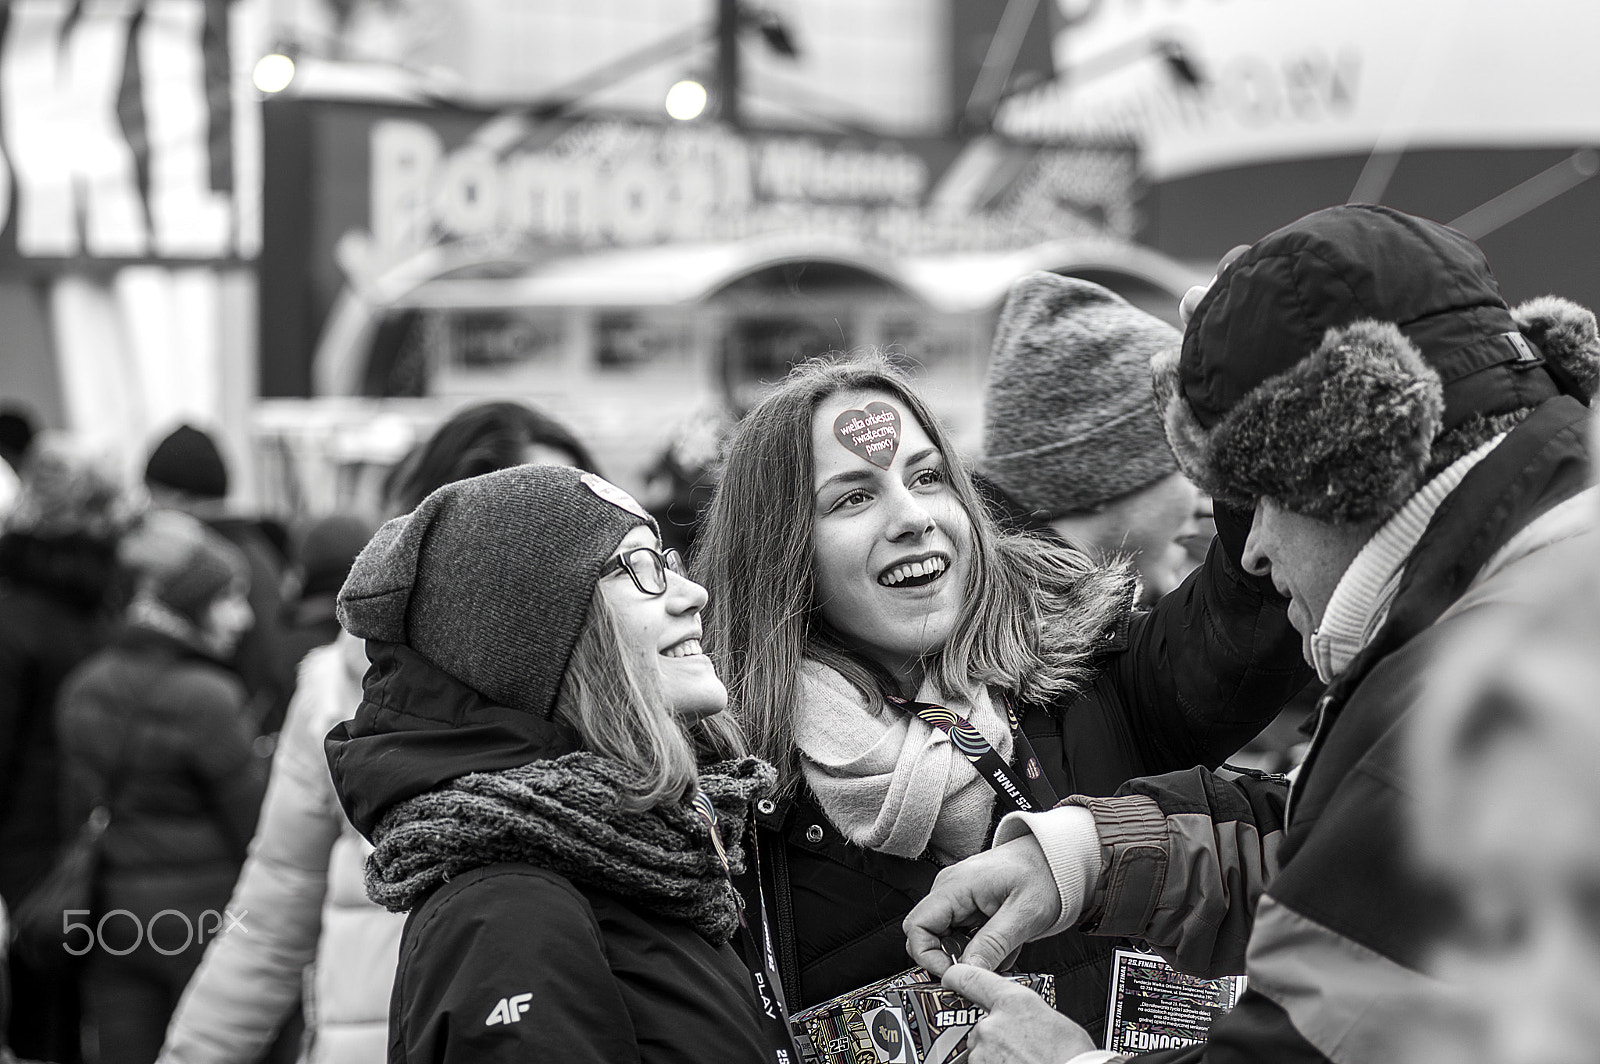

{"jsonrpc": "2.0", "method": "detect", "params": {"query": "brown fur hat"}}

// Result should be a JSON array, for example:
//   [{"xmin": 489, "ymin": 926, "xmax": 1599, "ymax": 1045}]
[{"xmin": 1154, "ymin": 204, "xmax": 1599, "ymax": 523}]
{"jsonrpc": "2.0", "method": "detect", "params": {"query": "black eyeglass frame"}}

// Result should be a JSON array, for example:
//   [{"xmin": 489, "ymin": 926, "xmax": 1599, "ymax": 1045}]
[{"xmin": 601, "ymin": 545, "xmax": 686, "ymax": 597}]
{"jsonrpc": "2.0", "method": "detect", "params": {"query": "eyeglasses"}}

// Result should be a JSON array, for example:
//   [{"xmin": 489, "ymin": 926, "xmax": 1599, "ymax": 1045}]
[{"xmin": 601, "ymin": 545, "xmax": 686, "ymax": 597}]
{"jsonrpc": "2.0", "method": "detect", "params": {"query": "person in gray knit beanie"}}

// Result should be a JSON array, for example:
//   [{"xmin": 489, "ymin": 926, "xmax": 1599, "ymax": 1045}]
[
  {"xmin": 983, "ymin": 272, "xmax": 1203, "ymax": 602},
  {"xmin": 325, "ymin": 463, "xmax": 775, "ymax": 1064},
  {"xmin": 336, "ymin": 463, "xmax": 651, "ymax": 721}
]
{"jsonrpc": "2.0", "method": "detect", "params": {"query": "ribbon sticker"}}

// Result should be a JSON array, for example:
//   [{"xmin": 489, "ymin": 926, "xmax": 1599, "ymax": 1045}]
[
  {"xmin": 580, "ymin": 472, "xmax": 652, "ymax": 521},
  {"xmin": 833, "ymin": 401, "xmax": 901, "ymax": 469}
]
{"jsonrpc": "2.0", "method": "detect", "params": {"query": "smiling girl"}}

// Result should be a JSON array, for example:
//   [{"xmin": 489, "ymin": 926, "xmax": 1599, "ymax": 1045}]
[{"xmin": 696, "ymin": 354, "xmax": 1308, "ymax": 1032}]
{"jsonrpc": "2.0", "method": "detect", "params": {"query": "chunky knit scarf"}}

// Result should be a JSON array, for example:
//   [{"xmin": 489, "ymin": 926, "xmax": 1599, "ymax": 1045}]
[
  {"xmin": 366, "ymin": 753, "xmax": 775, "ymax": 944},
  {"xmin": 794, "ymin": 660, "xmax": 1013, "ymax": 865}
]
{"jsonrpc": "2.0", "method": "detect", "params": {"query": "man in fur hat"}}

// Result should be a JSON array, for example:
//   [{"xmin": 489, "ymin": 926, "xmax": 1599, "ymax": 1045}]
[{"xmin": 903, "ymin": 204, "xmax": 1599, "ymax": 1064}]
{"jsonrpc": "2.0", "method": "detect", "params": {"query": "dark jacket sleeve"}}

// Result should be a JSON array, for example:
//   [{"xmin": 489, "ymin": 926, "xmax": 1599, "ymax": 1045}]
[
  {"xmin": 1069, "ymin": 767, "xmax": 1287, "ymax": 979},
  {"xmin": 178, "ymin": 668, "xmax": 268, "ymax": 858},
  {"xmin": 394, "ymin": 868, "xmax": 642, "ymax": 1064},
  {"xmin": 1100, "ymin": 503, "xmax": 1311, "ymax": 769}
]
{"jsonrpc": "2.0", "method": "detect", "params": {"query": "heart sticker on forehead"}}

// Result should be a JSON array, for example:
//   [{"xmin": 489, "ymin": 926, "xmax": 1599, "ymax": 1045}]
[{"xmin": 833, "ymin": 401, "xmax": 901, "ymax": 469}]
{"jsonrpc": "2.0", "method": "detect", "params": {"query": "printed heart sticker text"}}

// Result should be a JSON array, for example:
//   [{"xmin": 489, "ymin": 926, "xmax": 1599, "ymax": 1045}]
[{"xmin": 833, "ymin": 401, "xmax": 901, "ymax": 469}]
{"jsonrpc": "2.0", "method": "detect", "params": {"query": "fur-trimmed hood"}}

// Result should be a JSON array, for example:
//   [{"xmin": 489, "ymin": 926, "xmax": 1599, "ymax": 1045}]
[{"xmin": 1154, "ymin": 204, "xmax": 1599, "ymax": 523}]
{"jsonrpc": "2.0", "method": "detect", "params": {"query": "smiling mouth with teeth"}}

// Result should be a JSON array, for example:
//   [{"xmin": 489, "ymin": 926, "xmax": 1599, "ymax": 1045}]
[
  {"xmin": 879, "ymin": 557, "xmax": 948, "ymax": 588},
  {"xmin": 662, "ymin": 638, "xmax": 704, "ymax": 658}
]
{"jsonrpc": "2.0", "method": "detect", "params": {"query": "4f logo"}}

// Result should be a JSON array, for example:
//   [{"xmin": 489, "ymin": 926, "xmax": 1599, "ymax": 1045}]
[{"xmin": 485, "ymin": 993, "xmax": 533, "ymax": 1026}]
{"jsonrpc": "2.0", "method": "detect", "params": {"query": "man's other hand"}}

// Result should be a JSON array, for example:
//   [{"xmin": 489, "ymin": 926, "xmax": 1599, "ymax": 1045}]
[{"xmin": 943, "ymin": 963, "xmax": 1097, "ymax": 1063}]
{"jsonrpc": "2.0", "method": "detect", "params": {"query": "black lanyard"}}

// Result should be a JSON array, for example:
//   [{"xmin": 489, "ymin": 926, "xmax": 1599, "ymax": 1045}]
[
  {"xmin": 884, "ymin": 694, "xmax": 1060, "ymax": 813},
  {"xmin": 692, "ymin": 793, "xmax": 801, "ymax": 1064}
]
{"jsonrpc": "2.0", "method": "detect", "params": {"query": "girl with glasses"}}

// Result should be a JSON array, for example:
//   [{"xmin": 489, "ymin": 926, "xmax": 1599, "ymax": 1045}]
[
  {"xmin": 326, "ymin": 465, "xmax": 774, "ymax": 1064},
  {"xmin": 695, "ymin": 353, "xmax": 1308, "ymax": 1032}
]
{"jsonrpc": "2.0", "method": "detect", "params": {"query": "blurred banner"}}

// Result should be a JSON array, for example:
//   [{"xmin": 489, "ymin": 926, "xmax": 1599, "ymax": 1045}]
[
  {"xmin": 1001, "ymin": 0, "xmax": 1600, "ymax": 181},
  {"xmin": 996, "ymin": 0, "xmax": 1600, "ymax": 308},
  {"xmin": 0, "ymin": 0, "xmax": 261, "ymax": 488}
]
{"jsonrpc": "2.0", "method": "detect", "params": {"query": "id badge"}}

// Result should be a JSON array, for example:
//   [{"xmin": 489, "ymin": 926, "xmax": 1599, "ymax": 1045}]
[{"xmin": 1103, "ymin": 948, "xmax": 1247, "ymax": 1054}]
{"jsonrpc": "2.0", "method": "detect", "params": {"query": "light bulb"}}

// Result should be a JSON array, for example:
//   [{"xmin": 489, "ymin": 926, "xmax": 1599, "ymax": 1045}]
[
  {"xmin": 253, "ymin": 53, "xmax": 296, "ymax": 94},
  {"xmin": 665, "ymin": 79, "xmax": 708, "ymax": 121}
]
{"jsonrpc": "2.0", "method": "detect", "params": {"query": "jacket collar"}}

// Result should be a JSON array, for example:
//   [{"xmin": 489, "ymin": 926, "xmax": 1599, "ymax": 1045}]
[{"xmin": 325, "ymin": 639, "xmax": 582, "ymax": 840}]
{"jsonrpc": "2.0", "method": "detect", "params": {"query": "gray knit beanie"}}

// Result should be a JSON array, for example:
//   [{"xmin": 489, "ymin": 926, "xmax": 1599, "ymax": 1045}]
[
  {"xmin": 983, "ymin": 273, "xmax": 1180, "ymax": 516},
  {"xmin": 336, "ymin": 465, "xmax": 654, "ymax": 719},
  {"xmin": 120, "ymin": 509, "xmax": 249, "ymax": 625}
]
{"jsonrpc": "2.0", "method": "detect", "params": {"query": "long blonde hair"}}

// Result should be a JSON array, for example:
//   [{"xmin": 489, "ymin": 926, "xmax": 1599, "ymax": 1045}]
[
  {"xmin": 697, "ymin": 353, "xmax": 1132, "ymax": 799},
  {"xmin": 554, "ymin": 588, "xmax": 747, "ymax": 811}
]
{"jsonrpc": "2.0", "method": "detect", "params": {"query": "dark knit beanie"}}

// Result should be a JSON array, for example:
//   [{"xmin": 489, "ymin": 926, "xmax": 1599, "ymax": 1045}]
[
  {"xmin": 983, "ymin": 273, "xmax": 1181, "ymax": 516},
  {"xmin": 145, "ymin": 424, "xmax": 228, "ymax": 499},
  {"xmin": 1155, "ymin": 204, "xmax": 1600, "ymax": 523},
  {"xmin": 121, "ymin": 510, "xmax": 248, "ymax": 624},
  {"xmin": 337, "ymin": 465, "xmax": 654, "ymax": 720}
]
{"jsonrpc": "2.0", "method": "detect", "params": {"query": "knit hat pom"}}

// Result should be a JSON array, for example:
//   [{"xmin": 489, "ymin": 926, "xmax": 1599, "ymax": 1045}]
[
  {"xmin": 1162, "ymin": 320, "xmax": 1446, "ymax": 523},
  {"xmin": 1512, "ymin": 296, "xmax": 1600, "ymax": 401}
]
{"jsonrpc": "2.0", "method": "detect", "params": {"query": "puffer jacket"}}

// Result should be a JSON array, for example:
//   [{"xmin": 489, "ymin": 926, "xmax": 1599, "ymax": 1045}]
[
  {"xmin": 160, "ymin": 632, "xmax": 403, "ymax": 1064},
  {"xmin": 1061, "ymin": 396, "xmax": 1594, "ymax": 1063},
  {"xmin": 750, "ymin": 504, "xmax": 1310, "ymax": 1035},
  {"xmin": 56, "ymin": 625, "xmax": 267, "ymax": 949},
  {"xmin": 326, "ymin": 641, "xmax": 768, "ymax": 1064}
]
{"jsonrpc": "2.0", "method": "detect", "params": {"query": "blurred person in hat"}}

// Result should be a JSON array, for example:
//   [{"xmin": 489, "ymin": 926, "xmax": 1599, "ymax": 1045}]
[
  {"xmin": 0, "ymin": 433, "xmax": 134, "ymax": 1064},
  {"xmin": 158, "ymin": 400, "xmax": 605, "ymax": 1064},
  {"xmin": 270, "ymin": 512, "xmax": 380, "ymax": 692},
  {"xmin": 981, "ymin": 273, "xmax": 1206, "ymax": 606},
  {"xmin": 143, "ymin": 423, "xmax": 293, "ymax": 735},
  {"xmin": 325, "ymin": 464, "xmax": 772, "ymax": 1063},
  {"xmin": 980, "ymin": 275, "xmax": 1324, "ymax": 776},
  {"xmin": 903, "ymin": 203, "xmax": 1599, "ymax": 1064},
  {"xmin": 55, "ymin": 509, "xmax": 268, "ymax": 1064}
]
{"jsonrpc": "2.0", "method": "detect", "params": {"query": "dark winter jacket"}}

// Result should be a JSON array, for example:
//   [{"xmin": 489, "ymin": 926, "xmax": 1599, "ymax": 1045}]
[
  {"xmin": 750, "ymin": 504, "xmax": 1309, "ymax": 1033},
  {"xmin": 55, "ymin": 624, "xmax": 267, "ymax": 942},
  {"xmin": 1066, "ymin": 396, "xmax": 1594, "ymax": 1063},
  {"xmin": 0, "ymin": 531, "xmax": 119, "ymax": 907},
  {"xmin": 326, "ymin": 642, "xmax": 768, "ymax": 1064},
  {"xmin": 393, "ymin": 863, "xmax": 766, "ymax": 1064}
]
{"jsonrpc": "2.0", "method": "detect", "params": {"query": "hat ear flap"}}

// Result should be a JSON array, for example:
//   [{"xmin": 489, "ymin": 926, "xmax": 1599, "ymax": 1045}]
[
  {"xmin": 1152, "ymin": 344, "xmax": 1230, "ymax": 501},
  {"xmin": 1204, "ymin": 320, "xmax": 1445, "ymax": 523},
  {"xmin": 1512, "ymin": 295, "xmax": 1600, "ymax": 402},
  {"xmin": 337, "ymin": 503, "xmax": 436, "ymax": 643}
]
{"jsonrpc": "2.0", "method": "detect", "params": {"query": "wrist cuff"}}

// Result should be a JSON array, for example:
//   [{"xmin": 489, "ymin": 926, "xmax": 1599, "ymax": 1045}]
[{"xmin": 994, "ymin": 806, "xmax": 1101, "ymax": 936}]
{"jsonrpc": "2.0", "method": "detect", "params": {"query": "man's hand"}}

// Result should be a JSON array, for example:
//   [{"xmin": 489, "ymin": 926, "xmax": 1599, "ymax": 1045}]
[
  {"xmin": 904, "ymin": 834, "xmax": 1061, "ymax": 976},
  {"xmin": 943, "ymin": 964, "xmax": 1097, "ymax": 1064}
]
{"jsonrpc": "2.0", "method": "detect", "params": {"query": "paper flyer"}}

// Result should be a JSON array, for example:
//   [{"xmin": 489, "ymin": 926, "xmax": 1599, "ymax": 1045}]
[{"xmin": 1103, "ymin": 949, "xmax": 1247, "ymax": 1055}]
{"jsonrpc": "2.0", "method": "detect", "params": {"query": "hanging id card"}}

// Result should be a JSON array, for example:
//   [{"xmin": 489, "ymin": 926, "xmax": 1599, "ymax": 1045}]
[{"xmin": 1102, "ymin": 948, "xmax": 1247, "ymax": 1055}]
